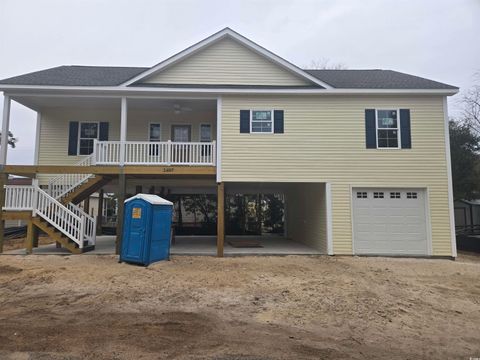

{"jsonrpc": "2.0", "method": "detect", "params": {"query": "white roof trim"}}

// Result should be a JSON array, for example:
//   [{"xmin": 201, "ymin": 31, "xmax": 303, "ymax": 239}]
[
  {"xmin": 120, "ymin": 28, "xmax": 333, "ymax": 89},
  {"xmin": 125, "ymin": 193, "xmax": 173, "ymax": 205},
  {"xmin": 1, "ymin": 85, "xmax": 459, "ymax": 96}
]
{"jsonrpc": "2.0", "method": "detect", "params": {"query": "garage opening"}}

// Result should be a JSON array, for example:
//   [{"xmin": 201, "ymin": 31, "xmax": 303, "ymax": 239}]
[
  {"xmin": 223, "ymin": 182, "xmax": 328, "ymax": 254},
  {"xmin": 352, "ymin": 188, "xmax": 429, "ymax": 256}
]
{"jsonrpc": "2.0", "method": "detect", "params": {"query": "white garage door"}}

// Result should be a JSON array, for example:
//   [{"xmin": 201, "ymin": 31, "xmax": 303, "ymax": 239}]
[{"xmin": 352, "ymin": 188, "xmax": 428, "ymax": 255}]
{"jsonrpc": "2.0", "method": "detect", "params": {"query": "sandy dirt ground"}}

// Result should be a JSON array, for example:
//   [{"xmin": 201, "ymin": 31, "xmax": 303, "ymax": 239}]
[{"xmin": 0, "ymin": 253, "xmax": 479, "ymax": 360}]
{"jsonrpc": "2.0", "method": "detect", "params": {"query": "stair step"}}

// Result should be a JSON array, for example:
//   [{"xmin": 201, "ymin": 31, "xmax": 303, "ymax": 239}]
[{"xmin": 81, "ymin": 245, "xmax": 95, "ymax": 253}]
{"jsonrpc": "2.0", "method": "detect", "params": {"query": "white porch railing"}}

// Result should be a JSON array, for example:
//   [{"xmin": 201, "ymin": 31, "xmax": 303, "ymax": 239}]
[
  {"xmin": 48, "ymin": 140, "xmax": 216, "ymax": 199},
  {"xmin": 3, "ymin": 185, "xmax": 96, "ymax": 248},
  {"xmin": 95, "ymin": 140, "xmax": 216, "ymax": 166}
]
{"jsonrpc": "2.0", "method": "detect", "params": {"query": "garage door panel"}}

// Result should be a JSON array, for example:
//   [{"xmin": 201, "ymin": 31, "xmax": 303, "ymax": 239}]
[{"xmin": 352, "ymin": 188, "xmax": 428, "ymax": 255}]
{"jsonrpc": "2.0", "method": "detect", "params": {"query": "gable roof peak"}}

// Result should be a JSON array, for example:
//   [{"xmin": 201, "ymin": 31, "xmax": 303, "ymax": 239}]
[{"xmin": 121, "ymin": 28, "xmax": 332, "ymax": 88}]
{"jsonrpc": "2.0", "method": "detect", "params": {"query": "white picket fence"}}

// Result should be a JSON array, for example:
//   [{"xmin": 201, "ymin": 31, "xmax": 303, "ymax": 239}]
[
  {"xmin": 95, "ymin": 140, "xmax": 216, "ymax": 166},
  {"xmin": 3, "ymin": 184, "xmax": 96, "ymax": 248}
]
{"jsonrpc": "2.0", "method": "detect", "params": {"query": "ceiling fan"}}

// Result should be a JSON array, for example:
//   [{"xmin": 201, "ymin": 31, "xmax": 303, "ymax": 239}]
[{"xmin": 173, "ymin": 103, "xmax": 192, "ymax": 114}]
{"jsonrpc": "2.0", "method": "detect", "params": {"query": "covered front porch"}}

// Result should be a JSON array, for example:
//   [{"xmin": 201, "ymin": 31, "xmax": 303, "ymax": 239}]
[{"xmin": 3, "ymin": 95, "xmax": 219, "ymax": 170}]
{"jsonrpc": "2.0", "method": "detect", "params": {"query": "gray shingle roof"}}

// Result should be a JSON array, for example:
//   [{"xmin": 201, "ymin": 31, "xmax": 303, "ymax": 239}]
[
  {"xmin": 305, "ymin": 69, "xmax": 457, "ymax": 90},
  {"xmin": 0, "ymin": 65, "xmax": 457, "ymax": 90},
  {"xmin": 0, "ymin": 66, "xmax": 148, "ymax": 86}
]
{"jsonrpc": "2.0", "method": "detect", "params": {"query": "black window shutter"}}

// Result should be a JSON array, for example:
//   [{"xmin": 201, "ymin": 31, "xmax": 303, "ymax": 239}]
[
  {"xmin": 274, "ymin": 110, "xmax": 284, "ymax": 133},
  {"xmin": 68, "ymin": 121, "xmax": 79, "ymax": 155},
  {"xmin": 240, "ymin": 110, "xmax": 250, "ymax": 133},
  {"xmin": 400, "ymin": 109, "xmax": 411, "ymax": 149},
  {"xmin": 99, "ymin": 122, "xmax": 109, "ymax": 141},
  {"xmin": 365, "ymin": 109, "xmax": 377, "ymax": 149}
]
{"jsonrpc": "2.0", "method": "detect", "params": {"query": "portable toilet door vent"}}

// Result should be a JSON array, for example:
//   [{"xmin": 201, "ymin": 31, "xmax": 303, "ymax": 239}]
[{"xmin": 120, "ymin": 194, "xmax": 174, "ymax": 266}]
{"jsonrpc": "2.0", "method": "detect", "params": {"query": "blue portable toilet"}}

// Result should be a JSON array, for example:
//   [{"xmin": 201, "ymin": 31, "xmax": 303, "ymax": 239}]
[{"xmin": 120, "ymin": 194, "xmax": 173, "ymax": 266}]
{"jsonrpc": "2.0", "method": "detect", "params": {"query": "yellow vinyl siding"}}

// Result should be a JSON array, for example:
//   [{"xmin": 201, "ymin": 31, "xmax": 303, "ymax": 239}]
[
  {"xmin": 143, "ymin": 38, "xmax": 310, "ymax": 86},
  {"xmin": 220, "ymin": 95, "xmax": 452, "ymax": 256},
  {"xmin": 37, "ymin": 108, "xmax": 216, "ymax": 184},
  {"xmin": 286, "ymin": 183, "xmax": 327, "ymax": 253}
]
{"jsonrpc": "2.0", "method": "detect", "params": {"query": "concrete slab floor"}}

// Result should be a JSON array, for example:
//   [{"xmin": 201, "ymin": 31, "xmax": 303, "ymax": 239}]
[{"xmin": 3, "ymin": 235, "xmax": 322, "ymax": 256}]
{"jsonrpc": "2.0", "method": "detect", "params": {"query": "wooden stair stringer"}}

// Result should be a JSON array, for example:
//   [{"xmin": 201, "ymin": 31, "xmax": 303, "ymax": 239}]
[
  {"xmin": 31, "ymin": 217, "xmax": 94, "ymax": 254},
  {"xmin": 60, "ymin": 175, "xmax": 112, "ymax": 205}
]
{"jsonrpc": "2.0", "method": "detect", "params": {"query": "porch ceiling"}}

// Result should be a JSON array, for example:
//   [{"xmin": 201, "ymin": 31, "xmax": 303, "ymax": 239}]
[{"xmin": 10, "ymin": 95, "xmax": 216, "ymax": 112}]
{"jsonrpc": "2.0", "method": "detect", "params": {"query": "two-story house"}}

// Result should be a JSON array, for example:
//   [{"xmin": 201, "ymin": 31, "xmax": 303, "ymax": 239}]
[{"xmin": 0, "ymin": 28, "xmax": 458, "ymax": 257}]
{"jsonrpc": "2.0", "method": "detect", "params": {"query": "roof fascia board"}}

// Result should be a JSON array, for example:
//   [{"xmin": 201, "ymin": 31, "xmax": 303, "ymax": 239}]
[
  {"xmin": 0, "ymin": 85, "xmax": 459, "ymax": 96},
  {"xmin": 120, "ymin": 28, "xmax": 333, "ymax": 89}
]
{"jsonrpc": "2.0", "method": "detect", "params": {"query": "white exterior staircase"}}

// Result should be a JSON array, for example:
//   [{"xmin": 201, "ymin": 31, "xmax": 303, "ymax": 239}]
[
  {"xmin": 3, "ymin": 183, "xmax": 96, "ymax": 252},
  {"xmin": 3, "ymin": 154, "xmax": 98, "ymax": 253}
]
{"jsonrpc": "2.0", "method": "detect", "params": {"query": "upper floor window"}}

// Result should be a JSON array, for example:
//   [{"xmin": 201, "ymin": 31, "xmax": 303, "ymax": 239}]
[
  {"xmin": 251, "ymin": 110, "xmax": 273, "ymax": 133},
  {"xmin": 149, "ymin": 123, "xmax": 161, "ymax": 142},
  {"xmin": 376, "ymin": 110, "xmax": 399, "ymax": 149},
  {"xmin": 200, "ymin": 124, "xmax": 212, "ymax": 142},
  {"xmin": 78, "ymin": 122, "xmax": 98, "ymax": 155}
]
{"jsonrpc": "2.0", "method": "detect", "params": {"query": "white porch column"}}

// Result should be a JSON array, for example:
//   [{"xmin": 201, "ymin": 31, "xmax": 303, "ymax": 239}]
[
  {"xmin": 34, "ymin": 112, "xmax": 41, "ymax": 165},
  {"xmin": 0, "ymin": 95, "xmax": 11, "ymax": 165},
  {"xmin": 119, "ymin": 97, "xmax": 127, "ymax": 166}
]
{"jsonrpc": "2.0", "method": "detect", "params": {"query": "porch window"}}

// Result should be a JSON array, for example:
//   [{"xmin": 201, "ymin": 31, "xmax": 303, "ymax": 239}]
[
  {"xmin": 78, "ymin": 122, "xmax": 98, "ymax": 155},
  {"xmin": 200, "ymin": 124, "xmax": 212, "ymax": 156},
  {"xmin": 149, "ymin": 123, "xmax": 161, "ymax": 141},
  {"xmin": 149, "ymin": 123, "xmax": 161, "ymax": 156},
  {"xmin": 200, "ymin": 124, "xmax": 212, "ymax": 142},
  {"xmin": 251, "ymin": 110, "xmax": 273, "ymax": 133},
  {"xmin": 376, "ymin": 110, "xmax": 399, "ymax": 148}
]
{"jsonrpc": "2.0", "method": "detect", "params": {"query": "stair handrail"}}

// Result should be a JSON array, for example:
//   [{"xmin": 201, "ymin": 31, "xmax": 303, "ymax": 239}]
[
  {"xmin": 47, "ymin": 153, "xmax": 95, "ymax": 199},
  {"xmin": 34, "ymin": 186, "xmax": 85, "ymax": 248},
  {"xmin": 66, "ymin": 202, "xmax": 97, "ymax": 246}
]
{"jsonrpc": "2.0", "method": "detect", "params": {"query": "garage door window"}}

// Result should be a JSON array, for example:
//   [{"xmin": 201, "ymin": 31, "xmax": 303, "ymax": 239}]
[
  {"xmin": 407, "ymin": 192, "xmax": 418, "ymax": 199},
  {"xmin": 356, "ymin": 192, "xmax": 368, "ymax": 199},
  {"xmin": 390, "ymin": 192, "xmax": 401, "ymax": 199},
  {"xmin": 373, "ymin": 192, "xmax": 384, "ymax": 199}
]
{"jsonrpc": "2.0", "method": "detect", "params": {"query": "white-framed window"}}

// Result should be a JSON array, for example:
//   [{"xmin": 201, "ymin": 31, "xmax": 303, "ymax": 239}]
[
  {"xmin": 250, "ymin": 110, "xmax": 273, "ymax": 134},
  {"xmin": 149, "ymin": 123, "xmax": 161, "ymax": 142},
  {"xmin": 200, "ymin": 124, "xmax": 212, "ymax": 142},
  {"xmin": 78, "ymin": 122, "xmax": 99, "ymax": 155},
  {"xmin": 148, "ymin": 123, "xmax": 161, "ymax": 156},
  {"xmin": 376, "ymin": 109, "xmax": 400, "ymax": 149}
]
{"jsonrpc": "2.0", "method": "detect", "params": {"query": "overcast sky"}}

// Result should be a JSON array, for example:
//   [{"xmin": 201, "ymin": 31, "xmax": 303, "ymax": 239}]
[{"xmin": 0, "ymin": 0, "xmax": 479, "ymax": 164}]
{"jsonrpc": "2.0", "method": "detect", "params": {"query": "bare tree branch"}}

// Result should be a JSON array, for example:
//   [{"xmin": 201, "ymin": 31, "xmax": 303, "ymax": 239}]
[
  {"xmin": 460, "ymin": 71, "xmax": 480, "ymax": 134},
  {"xmin": 305, "ymin": 58, "xmax": 348, "ymax": 70}
]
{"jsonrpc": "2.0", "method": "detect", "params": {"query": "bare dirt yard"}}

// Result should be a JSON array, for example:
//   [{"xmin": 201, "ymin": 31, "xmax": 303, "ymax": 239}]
[{"xmin": 0, "ymin": 253, "xmax": 479, "ymax": 360}]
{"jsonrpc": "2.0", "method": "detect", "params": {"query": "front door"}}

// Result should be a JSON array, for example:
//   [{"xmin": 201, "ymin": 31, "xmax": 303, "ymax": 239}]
[{"xmin": 171, "ymin": 125, "xmax": 191, "ymax": 163}]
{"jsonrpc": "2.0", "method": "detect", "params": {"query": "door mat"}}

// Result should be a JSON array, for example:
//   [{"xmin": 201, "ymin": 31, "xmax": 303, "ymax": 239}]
[{"xmin": 228, "ymin": 239, "xmax": 263, "ymax": 248}]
